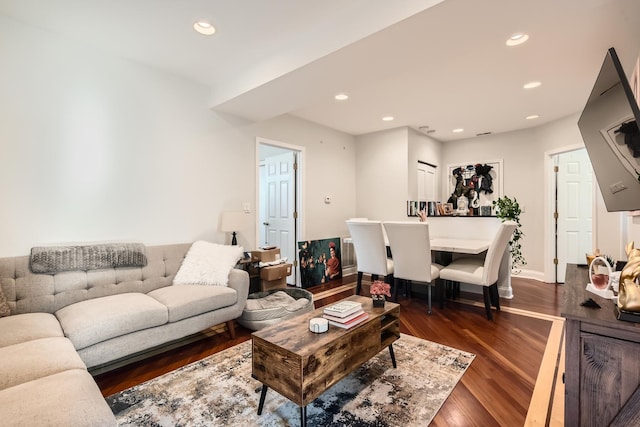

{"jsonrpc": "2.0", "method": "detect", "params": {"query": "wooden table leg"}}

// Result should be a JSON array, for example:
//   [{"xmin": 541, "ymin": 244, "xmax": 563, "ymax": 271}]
[
  {"xmin": 257, "ymin": 384, "xmax": 268, "ymax": 415},
  {"xmin": 388, "ymin": 343, "xmax": 397, "ymax": 368}
]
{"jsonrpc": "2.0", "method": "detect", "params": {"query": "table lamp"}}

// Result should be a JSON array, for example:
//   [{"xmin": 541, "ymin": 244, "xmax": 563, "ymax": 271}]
[{"xmin": 219, "ymin": 211, "xmax": 245, "ymax": 245}]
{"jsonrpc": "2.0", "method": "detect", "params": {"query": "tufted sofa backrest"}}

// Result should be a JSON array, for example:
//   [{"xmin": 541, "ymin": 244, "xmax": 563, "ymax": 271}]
[{"xmin": 0, "ymin": 243, "xmax": 190, "ymax": 315}]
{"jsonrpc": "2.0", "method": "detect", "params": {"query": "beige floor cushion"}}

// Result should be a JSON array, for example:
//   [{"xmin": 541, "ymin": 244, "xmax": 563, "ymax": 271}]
[{"xmin": 238, "ymin": 288, "xmax": 313, "ymax": 330}]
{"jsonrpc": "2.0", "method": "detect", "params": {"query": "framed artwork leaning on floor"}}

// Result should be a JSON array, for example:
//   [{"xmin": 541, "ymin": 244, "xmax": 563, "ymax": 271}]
[{"xmin": 298, "ymin": 237, "xmax": 342, "ymax": 288}]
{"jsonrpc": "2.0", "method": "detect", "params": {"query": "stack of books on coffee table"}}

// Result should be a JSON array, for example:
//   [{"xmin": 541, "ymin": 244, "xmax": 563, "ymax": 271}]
[{"xmin": 322, "ymin": 300, "xmax": 369, "ymax": 329}]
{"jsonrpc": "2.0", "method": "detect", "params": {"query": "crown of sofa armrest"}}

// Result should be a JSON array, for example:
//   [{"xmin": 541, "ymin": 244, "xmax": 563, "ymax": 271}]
[{"xmin": 227, "ymin": 268, "xmax": 250, "ymax": 308}]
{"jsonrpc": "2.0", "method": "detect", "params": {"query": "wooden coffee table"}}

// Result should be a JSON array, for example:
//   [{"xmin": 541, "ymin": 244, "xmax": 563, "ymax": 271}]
[{"xmin": 251, "ymin": 295, "xmax": 400, "ymax": 426}]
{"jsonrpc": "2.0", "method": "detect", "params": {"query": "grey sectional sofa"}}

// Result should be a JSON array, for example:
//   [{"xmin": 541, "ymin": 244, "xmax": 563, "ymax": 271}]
[{"xmin": 0, "ymin": 242, "xmax": 250, "ymax": 426}]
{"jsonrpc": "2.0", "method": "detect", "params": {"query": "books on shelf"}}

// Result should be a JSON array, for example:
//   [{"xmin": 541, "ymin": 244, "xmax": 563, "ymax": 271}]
[
  {"xmin": 323, "ymin": 301, "xmax": 363, "ymax": 318},
  {"xmin": 325, "ymin": 311, "xmax": 369, "ymax": 329}
]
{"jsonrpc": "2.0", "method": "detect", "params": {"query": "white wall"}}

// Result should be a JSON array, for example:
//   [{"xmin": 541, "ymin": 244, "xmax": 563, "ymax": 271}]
[
  {"xmin": 441, "ymin": 128, "xmax": 545, "ymax": 274},
  {"xmin": 628, "ymin": 215, "xmax": 640, "ymax": 249},
  {"xmin": 407, "ymin": 127, "xmax": 443, "ymax": 201},
  {"xmin": 254, "ymin": 115, "xmax": 357, "ymax": 241},
  {"xmin": 354, "ymin": 126, "xmax": 442, "ymax": 221},
  {"xmin": 0, "ymin": 16, "xmax": 357, "ymax": 256},
  {"xmin": 355, "ymin": 128, "xmax": 409, "ymax": 221}
]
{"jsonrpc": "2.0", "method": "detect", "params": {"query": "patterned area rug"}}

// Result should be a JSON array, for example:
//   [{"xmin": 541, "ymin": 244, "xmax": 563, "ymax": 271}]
[{"xmin": 107, "ymin": 334, "xmax": 474, "ymax": 426}]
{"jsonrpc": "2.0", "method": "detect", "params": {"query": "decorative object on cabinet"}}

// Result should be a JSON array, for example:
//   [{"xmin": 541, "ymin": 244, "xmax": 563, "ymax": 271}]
[
  {"xmin": 589, "ymin": 256, "xmax": 613, "ymax": 290},
  {"xmin": 492, "ymin": 195, "xmax": 526, "ymax": 272},
  {"xmin": 586, "ymin": 256, "xmax": 616, "ymax": 299},
  {"xmin": 618, "ymin": 241, "xmax": 640, "ymax": 313},
  {"xmin": 585, "ymin": 253, "xmax": 596, "ymax": 267},
  {"xmin": 586, "ymin": 249, "xmax": 615, "ymax": 269}
]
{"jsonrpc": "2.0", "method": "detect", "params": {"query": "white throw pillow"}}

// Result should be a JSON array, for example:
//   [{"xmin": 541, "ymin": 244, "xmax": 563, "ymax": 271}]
[{"xmin": 173, "ymin": 241, "xmax": 243, "ymax": 287}]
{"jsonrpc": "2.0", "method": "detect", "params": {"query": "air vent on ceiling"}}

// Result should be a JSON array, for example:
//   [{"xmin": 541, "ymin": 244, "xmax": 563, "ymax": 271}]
[{"xmin": 476, "ymin": 132, "xmax": 492, "ymax": 137}]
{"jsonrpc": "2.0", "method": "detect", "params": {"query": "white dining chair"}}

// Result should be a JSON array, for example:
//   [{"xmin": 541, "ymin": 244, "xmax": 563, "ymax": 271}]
[
  {"xmin": 439, "ymin": 220, "xmax": 517, "ymax": 320},
  {"xmin": 383, "ymin": 221, "xmax": 443, "ymax": 314},
  {"xmin": 346, "ymin": 220, "xmax": 394, "ymax": 296}
]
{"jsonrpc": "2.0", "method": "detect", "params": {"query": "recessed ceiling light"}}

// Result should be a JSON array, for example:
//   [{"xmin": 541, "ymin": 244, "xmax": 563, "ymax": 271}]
[
  {"xmin": 452, "ymin": 128, "xmax": 464, "ymax": 133},
  {"xmin": 334, "ymin": 93, "xmax": 349, "ymax": 101},
  {"xmin": 506, "ymin": 33, "xmax": 529, "ymax": 46},
  {"xmin": 382, "ymin": 116, "xmax": 394, "ymax": 121},
  {"xmin": 523, "ymin": 81, "xmax": 542, "ymax": 89},
  {"xmin": 526, "ymin": 114, "xmax": 540, "ymax": 120},
  {"xmin": 194, "ymin": 21, "xmax": 216, "ymax": 35}
]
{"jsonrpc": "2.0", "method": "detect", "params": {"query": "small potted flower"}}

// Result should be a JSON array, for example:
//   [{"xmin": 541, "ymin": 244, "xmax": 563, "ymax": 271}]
[{"xmin": 370, "ymin": 280, "xmax": 391, "ymax": 307}]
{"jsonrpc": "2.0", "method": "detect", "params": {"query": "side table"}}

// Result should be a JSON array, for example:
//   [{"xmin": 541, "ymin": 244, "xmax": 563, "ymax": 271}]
[{"xmin": 236, "ymin": 257, "xmax": 261, "ymax": 294}]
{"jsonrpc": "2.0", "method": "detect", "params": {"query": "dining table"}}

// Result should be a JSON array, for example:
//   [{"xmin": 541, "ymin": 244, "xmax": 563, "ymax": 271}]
[
  {"xmin": 343, "ymin": 216, "xmax": 513, "ymax": 299},
  {"xmin": 430, "ymin": 238, "xmax": 490, "ymax": 254}
]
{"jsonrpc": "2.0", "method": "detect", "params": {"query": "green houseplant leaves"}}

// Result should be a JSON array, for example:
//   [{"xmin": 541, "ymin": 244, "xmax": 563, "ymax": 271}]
[{"xmin": 492, "ymin": 196, "xmax": 526, "ymax": 273}]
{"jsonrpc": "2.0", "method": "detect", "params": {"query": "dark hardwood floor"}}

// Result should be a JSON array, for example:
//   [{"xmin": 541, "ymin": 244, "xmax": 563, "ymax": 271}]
[{"xmin": 95, "ymin": 275, "xmax": 564, "ymax": 426}]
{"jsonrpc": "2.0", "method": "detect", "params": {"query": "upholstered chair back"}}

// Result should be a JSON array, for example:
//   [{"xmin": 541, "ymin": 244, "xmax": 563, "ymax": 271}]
[
  {"xmin": 346, "ymin": 220, "xmax": 393, "ymax": 277},
  {"xmin": 483, "ymin": 221, "xmax": 517, "ymax": 286},
  {"xmin": 383, "ymin": 221, "xmax": 436, "ymax": 283}
]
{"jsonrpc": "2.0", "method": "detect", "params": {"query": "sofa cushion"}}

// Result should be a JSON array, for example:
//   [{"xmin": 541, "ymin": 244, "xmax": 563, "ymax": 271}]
[
  {"xmin": 0, "ymin": 337, "xmax": 86, "ymax": 390},
  {"xmin": 0, "ymin": 369, "xmax": 117, "ymax": 427},
  {"xmin": 55, "ymin": 293, "xmax": 168, "ymax": 350},
  {"xmin": 0, "ymin": 313, "xmax": 64, "ymax": 348},
  {"xmin": 147, "ymin": 284, "xmax": 237, "ymax": 323},
  {"xmin": 173, "ymin": 241, "xmax": 243, "ymax": 287}
]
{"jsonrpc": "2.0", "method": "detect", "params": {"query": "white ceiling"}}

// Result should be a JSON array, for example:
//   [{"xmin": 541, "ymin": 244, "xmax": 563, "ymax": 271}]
[{"xmin": 2, "ymin": 0, "xmax": 640, "ymax": 141}]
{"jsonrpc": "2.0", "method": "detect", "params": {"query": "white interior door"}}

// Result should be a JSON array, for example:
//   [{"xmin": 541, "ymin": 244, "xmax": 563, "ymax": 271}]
[
  {"xmin": 556, "ymin": 148, "xmax": 593, "ymax": 282},
  {"xmin": 417, "ymin": 162, "xmax": 437, "ymax": 202},
  {"xmin": 264, "ymin": 151, "xmax": 296, "ymax": 284}
]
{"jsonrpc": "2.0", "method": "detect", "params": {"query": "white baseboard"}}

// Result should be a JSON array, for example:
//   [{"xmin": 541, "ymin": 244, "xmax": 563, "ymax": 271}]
[
  {"xmin": 460, "ymin": 268, "xmax": 545, "ymax": 299},
  {"xmin": 512, "ymin": 269, "xmax": 545, "ymax": 282},
  {"xmin": 342, "ymin": 266, "xmax": 357, "ymax": 276}
]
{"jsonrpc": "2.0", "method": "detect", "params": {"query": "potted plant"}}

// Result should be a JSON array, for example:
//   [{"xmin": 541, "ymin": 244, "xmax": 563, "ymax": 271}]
[
  {"xmin": 492, "ymin": 195, "xmax": 526, "ymax": 273},
  {"xmin": 370, "ymin": 280, "xmax": 391, "ymax": 307}
]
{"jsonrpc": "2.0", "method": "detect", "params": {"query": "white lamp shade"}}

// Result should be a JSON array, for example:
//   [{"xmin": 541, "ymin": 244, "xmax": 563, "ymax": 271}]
[{"xmin": 219, "ymin": 211, "xmax": 246, "ymax": 232}]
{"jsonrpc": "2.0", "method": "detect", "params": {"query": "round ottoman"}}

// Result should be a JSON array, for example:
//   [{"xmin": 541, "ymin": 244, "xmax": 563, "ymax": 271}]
[{"xmin": 238, "ymin": 288, "xmax": 314, "ymax": 331}]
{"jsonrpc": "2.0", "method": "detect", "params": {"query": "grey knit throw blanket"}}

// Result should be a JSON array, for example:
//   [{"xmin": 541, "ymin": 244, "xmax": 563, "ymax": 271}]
[{"xmin": 30, "ymin": 243, "xmax": 147, "ymax": 274}]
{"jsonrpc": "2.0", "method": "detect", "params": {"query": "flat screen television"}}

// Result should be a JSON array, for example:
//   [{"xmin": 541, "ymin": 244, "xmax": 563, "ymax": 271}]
[{"xmin": 578, "ymin": 47, "xmax": 640, "ymax": 212}]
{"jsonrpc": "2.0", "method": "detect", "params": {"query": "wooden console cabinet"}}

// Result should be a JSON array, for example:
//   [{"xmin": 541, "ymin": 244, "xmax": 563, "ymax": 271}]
[{"xmin": 562, "ymin": 264, "xmax": 640, "ymax": 426}]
